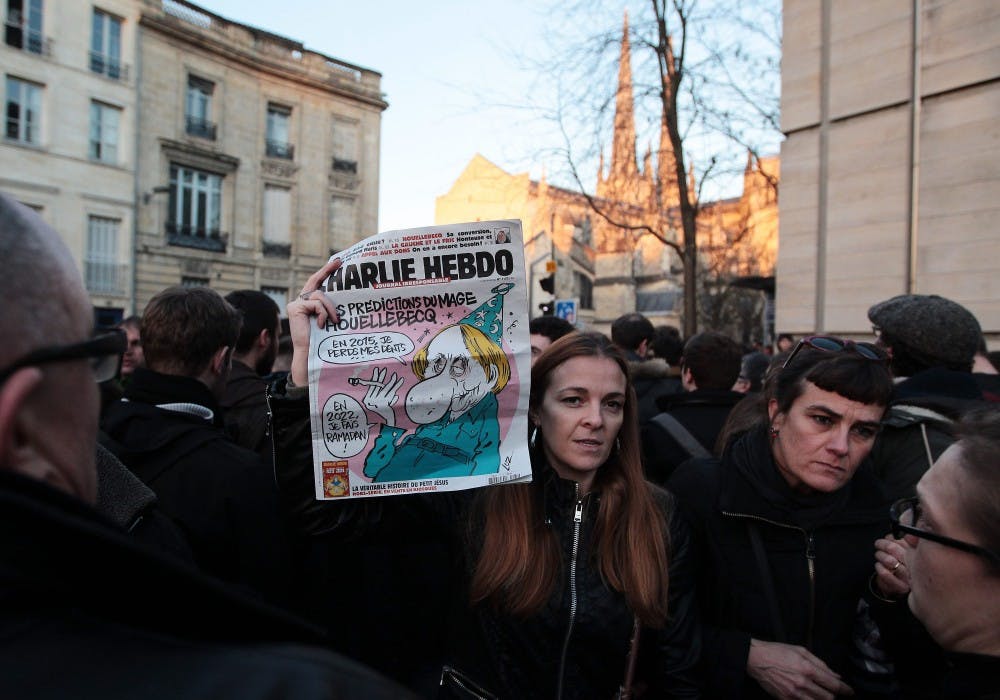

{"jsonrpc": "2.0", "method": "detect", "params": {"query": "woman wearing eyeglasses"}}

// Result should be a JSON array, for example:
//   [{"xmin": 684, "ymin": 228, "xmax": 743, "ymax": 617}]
[
  {"xmin": 872, "ymin": 407, "xmax": 1000, "ymax": 698},
  {"xmin": 667, "ymin": 336, "xmax": 894, "ymax": 699}
]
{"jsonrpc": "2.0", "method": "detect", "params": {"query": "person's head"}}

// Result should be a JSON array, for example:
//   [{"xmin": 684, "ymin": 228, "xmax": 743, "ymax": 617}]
[
  {"xmin": 610, "ymin": 313, "xmax": 654, "ymax": 358},
  {"xmin": 899, "ymin": 408, "xmax": 1000, "ymax": 654},
  {"xmin": 767, "ymin": 337, "xmax": 893, "ymax": 494},
  {"xmin": 775, "ymin": 333, "xmax": 795, "ymax": 353},
  {"xmin": 409, "ymin": 323, "xmax": 510, "ymax": 424},
  {"xmin": 868, "ymin": 294, "xmax": 981, "ymax": 376},
  {"xmin": 0, "ymin": 194, "xmax": 119, "ymax": 504},
  {"xmin": 733, "ymin": 351, "xmax": 770, "ymax": 394},
  {"xmin": 528, "ymin": 315, "xmax": 575, "ymax": 365},
  {"xmin": 224, "ymin": 290, "xmax": 281, "ymax": 376},
  {"xmin": 475, "ymin": 332, "xmax": 668, "ymax": 627},
  {"xmin": 679, "ymin": 332, "xmax": 742, "ymax": 391},
  {"xmin": 116, "ymin": 316, "xmax": 144, "ymax": 377},
  {"xmin": 649, "ymin": 325, "xmax": 683, "ymax": 365},
  {"xmin": 528, "ymin": 332, "xmax": 635, "ymax": 493},
  {"xmin": 141, "ymin": 286, "xmax": 242, "ymax": 398}
]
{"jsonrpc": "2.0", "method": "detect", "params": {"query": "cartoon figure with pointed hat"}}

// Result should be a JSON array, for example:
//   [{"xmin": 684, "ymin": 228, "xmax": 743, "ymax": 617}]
[{"xmin": 359, "ymin": 283, "xmax": 514, "ymax": 483}]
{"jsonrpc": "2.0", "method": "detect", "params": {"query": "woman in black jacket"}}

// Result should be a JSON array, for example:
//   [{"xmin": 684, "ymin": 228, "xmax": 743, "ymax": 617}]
[
  {"xmin": 272, "ymin": 262, "xmax": 700, "ymax": 698},
  {"xmin": 667, "ymin": 337, "xmax": 894, "ymax": 699}
]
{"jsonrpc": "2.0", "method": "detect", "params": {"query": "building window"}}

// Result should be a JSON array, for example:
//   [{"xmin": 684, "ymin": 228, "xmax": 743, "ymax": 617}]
[
  {"xmin": 5, "ymin": 76, "xmax": 41, "ymax": 144},
  {"xmin": 167, "ymin": 164, "xmax": 224, "ymax": 251},
  {"xmin": 89, "ymin": 101, "xmax": 119, "ymax": 163},
  {"xmin": 90, "ymin": 8, "xmax": 123, "ymax": 80},
  {"xmin": 262, "ymin": 185, "xmax": 291, "ymax": 257},
  {"xmin": 180, "ymin": 276, "xmax": 209, "ymax": 287},
  {"xmin": 185, "ymin": 75, "xmax": 215, "ymax": 140},
  {"xmin": 329, "ymin": 195, "xmax": 356, "ymax": 251},
  {"xmin": 265, "ymin": 103, "xmax": 293, "ymax": 159},
  {"xmin": 332, "ymin": 117, "xmax": 358, "ymax": 173},
  {"xmin": 5, "ymin": 0, "xmax": 44, "ymax": 54},
  {"xmin": 574, "ymin": 271, "xmax": 593, "ymax": 310},
  {"xmin": 261, "ymin": 286, "xmax": 287, "ymax": 315},
  {"xmin": 85, "ymin": 215, "xmax": 122, "ymax": 295}
]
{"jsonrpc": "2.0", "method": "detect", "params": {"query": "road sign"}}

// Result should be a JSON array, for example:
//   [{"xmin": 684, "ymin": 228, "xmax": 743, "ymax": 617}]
[{"xmin": 554, "ymin": 299, "xmax": 577, "ymax": 324}]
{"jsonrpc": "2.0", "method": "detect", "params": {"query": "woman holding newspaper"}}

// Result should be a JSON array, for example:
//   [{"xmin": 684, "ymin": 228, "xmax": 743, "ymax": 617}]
[{"xmin": 272, "ymin": 259, "xmax": 700, "ymax": 698}]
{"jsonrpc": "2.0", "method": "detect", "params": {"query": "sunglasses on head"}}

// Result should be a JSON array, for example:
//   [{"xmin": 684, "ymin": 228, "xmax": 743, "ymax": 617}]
[
  {"xmin": 0, "ymin": 330, "xmax": 127, "ymax": 385},
  {"xmin": 782, "ymin": 335, "xmax": 886, "ymax": 369}
]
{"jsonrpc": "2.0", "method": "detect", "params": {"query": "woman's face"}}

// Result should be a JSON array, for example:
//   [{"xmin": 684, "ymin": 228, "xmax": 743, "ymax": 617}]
[
  {"xmin": 768, "ymin": 381, "xmax": 884, "ymax": 494},
  {"xmin": 531, "ymin": 355, "xmax": 626, "ymax": 492},
  {"xmin": 905, "ymin": 445, "xmax": 997, "ymax": 651}
]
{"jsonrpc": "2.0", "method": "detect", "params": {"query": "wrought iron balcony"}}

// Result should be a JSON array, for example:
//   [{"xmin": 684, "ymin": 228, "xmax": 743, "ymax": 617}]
[
  {"xmin": 262, "ymin": 241, "xmax": 292, "ymax": 258},
  {"xmin": 185, "ymin": 115, "xmax": 217, "ymax": 140},
  {"xmin": 89, "ymin": 51, "xmax": 129, "ymax": 82},
  {"xmin": 84, "ymin": 261, "xmax": 129, "ymax": 296},
  {"xmin": 166, "ymin": 222, "xmax": 227, "ymax": 252},
  {"xmin": 265, "ymin": 140, "xmax": 294, "ymax": 160},
  {"xmin": 4, "ymin": 23, "xmax": 51, "ymax": 56},
  {"xmin": 332, "ymin": 157, "xmax": 357, "ymax": 174}
]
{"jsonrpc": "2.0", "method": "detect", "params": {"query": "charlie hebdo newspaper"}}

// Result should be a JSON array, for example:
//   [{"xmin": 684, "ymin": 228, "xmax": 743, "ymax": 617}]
[{"xmin": 307, "ymin": 220, "xmax": 532, "ymax": 499}]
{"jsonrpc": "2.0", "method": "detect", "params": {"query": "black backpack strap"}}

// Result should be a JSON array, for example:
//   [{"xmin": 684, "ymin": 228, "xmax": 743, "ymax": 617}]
[
  {"xmin": 649, "ymin": 413, "xmax": 712, "ymax": 459},
  {"xmin": 747, "ymin": 521, "xmax": 787, "ymax": 643}
]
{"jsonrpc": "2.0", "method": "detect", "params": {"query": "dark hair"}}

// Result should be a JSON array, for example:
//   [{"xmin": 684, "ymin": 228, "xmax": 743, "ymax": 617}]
[
  {"xmin": 610, "ymin": 313, "xmax": 654, "ymax": 353},
  {"xmin": 777, "ymin": 333, "xmax": 794, "ymax": 345},
  {"xmin": 117, "ymin": 315, "xmax": 141, "ymax": 332},
  {"xmin": 650, "ymin": 325, "xmax": 684, "ymax": 364},
  {"xmin": 471, "ymin": 332, "xmax": 670, "ymax": 626},
  {"xmin": 528, "ymin": 315, "xmax": 575, "ymax": 343},
  {"xmin": 740, "ymin": 351, "xmax": 771, "ymax": 393},
  {"xmin": 225, "ymin": 290, "xmax": 280, "ymax": 354},
  {"xmin": 773, "ymin": 345, "xmax": 894, "ymax": 416},
  {"xmin": 681, "ymin": 332, "xmax": 742, "ymax": 390},
  {"xmin": 953, "ymin": 408, "xmax": 1000, "ymax": 561},
  {"xmin": 142, "ymin": 286, "xmax": 242, "ymax": 376}
]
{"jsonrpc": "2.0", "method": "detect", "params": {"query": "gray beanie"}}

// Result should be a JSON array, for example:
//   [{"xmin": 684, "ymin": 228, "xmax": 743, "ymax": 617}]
[{"xmin": 867, "ymin": 294, "xmax": 981, "ymax": 367}]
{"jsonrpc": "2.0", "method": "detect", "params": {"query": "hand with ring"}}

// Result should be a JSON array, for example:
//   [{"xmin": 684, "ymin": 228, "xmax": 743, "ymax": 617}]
[
  {"xmin": 874, "ymin": 535, "xmax": 911, "ymax": 599},
  {"xmin": 287, "ymin": 258, "xmax": 342, "ymax": 386}
]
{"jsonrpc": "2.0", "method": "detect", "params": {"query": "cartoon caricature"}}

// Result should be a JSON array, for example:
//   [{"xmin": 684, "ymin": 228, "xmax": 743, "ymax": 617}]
[{"xmin": 358, "ymin": 283, "xmax": 514, "ymax": 483}]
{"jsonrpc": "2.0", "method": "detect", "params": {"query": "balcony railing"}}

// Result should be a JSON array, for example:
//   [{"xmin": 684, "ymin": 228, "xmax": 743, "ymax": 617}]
[
  {"xmin": 262, "ymin": 241, "xmax": 291, "ymax": 258},
  {"xmin": 4, "ymin": 23, "xmax": 51, "ymax": 56},
  {"xmin": 166, "ymin": 222, "xmax": 227, "ymax": 252},
  {"xmin": 332, "ymin": 157, "xmax": 358, "ymax": 174},
  {"xmin": 84, "ymin": 261, "xmax": 129, "ymax": 296},
  {"xmin": 89, "ymin": 51, "xmax": 129, "ymax": 82},
  {"xmin": 265, "ymin": 140, "xmax": 294, "ymax": 160},
  {"xmin": 185, "ymin": 115, "xmax": 217, "ymax": 140}
]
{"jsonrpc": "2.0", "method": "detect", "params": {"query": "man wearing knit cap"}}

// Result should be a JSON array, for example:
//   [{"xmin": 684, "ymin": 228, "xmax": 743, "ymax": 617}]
[{"xmin": 867, "ymin": 293, "xmax": 989, "ymax": 501}]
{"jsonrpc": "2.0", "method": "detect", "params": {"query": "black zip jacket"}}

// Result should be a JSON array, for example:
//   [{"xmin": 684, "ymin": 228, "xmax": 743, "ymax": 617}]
[
  {"xmin": 667, "ymin": 425, "xmax": 889, "ymax": 699},
  {"xmin": 270, "ymin": 383, "xmax": 701, "ymax": 699}
]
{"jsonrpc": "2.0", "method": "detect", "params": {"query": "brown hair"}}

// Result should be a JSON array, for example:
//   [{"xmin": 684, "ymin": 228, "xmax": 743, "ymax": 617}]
[
  {"xmin": 469, "ymin": 332, "xmax": 670, "ymax": 626},
  {"xmin": 142, "ymin": 286, "xmax": 242, "ymax": 376}
]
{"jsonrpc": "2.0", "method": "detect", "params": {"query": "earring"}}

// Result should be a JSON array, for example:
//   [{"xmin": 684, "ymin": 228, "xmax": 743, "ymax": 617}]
[
  {"xmin": 616, "ymin": 437, "xmax": 622, "ymax": 452},
  {"xmin": 769, "ymin": 426, "xmax": 779, "ymax": 438},
  {"xmin": 530, "ymin": 427, "xmax": 538, "ymax": 448}
]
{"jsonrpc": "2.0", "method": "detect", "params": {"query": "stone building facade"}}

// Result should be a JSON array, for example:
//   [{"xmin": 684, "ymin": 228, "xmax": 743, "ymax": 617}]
[
  {"xmin": 2, "ymin": 0, "xmax": 384, "ymax": 322},
  {"xmin": 778, "ymin": 0, "xmax": 1000, "ymax": 341},
  {"xmin": 436, "ymin": 18, "xmax": 778, "ymax": 337},
  {"xmin": 134, "ymin": 0, "xmax": 385, "ymax": 313},
  {"xmin": 1, "ymin": 0, "xmax": 140, "ymax": 326}
]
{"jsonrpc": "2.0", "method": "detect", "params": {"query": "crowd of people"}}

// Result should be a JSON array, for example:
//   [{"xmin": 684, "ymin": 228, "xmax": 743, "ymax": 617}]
[{"xmin": 1, "ymin": 193, "xmax": 998, "ymax": 698}]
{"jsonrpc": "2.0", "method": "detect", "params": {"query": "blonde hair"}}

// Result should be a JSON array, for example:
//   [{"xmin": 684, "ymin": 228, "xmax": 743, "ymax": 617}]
[{"xmin": 411, "ymin": 323, "xmax": 510, "ymax": 393}]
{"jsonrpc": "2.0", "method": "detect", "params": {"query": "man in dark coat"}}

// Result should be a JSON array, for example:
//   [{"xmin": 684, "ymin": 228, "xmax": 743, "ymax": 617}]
[
  {"xmin": 642, "ymin": 332, "xmax": 745, "ymax": 483},
  {"xmin": 0, "ymin": 194, "xmax": 409, "ymax": 699},
  {"xmin": 221, "ymin": 290, "xmax": 281, "ymax": 460},
  {"xmin": 102, "ymin": 286, "xmax": 293, "ymax": 606}
]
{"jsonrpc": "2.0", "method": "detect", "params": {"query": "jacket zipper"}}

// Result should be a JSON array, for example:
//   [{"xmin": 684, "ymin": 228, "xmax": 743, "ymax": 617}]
[
  {"xmin": 439, "ymin": 665, "xmax": 498, "ymax": 700},
  {"xmin": 722, "ymin": 510, "xmax": 817, "ymax": 650},
  {"xmin": 556, "ymin": 483, "xmax": 584, "ymax": 700}
]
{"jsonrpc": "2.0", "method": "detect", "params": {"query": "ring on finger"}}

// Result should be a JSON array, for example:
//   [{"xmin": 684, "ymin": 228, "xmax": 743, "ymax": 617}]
[
  {"xmin": 891, "ymin": 560, "xmax": 901, "ymax": 572},
  {"xmin": 299, "ymin": 289, "xmax": 316, "ymax": 300}
]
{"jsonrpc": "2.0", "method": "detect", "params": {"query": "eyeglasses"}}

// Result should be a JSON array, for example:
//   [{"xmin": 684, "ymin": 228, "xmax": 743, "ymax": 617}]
[
  {"xmin": 0, "ymin": 330, "xmax": 127, "ymax": 385},
  {"xmin": 890, "ymin": 497, "xmax": 1000, "ymax": 567},
  {"xmin": 782, "ymin": 335, "xmax": 886, "ymax": 369}
]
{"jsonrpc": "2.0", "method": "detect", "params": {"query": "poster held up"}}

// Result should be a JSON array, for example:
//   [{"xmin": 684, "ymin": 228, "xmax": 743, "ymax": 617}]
[{"xmin": 307, "ymin": 220, "xmax": 532, "ymax": 499}]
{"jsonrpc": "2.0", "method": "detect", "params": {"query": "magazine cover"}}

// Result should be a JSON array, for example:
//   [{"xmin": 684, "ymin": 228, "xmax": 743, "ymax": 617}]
[{"xmin": 307, "ymin": 219, "xmax": 532, "ymax": 499}]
